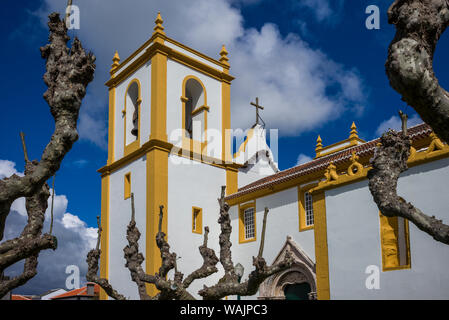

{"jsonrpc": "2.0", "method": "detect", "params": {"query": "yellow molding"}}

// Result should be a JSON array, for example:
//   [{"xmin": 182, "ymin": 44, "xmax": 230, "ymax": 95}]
[
  {"xmin": 107, "ymin": 87, "xmax": 116, "ymax": 165},
  {"xmin": 99, "ymin": 174, "xmax": 110, "ymax": 300},
  {"xmin": 297, "ymin": 183, "xmax": 318, "ymax": 232},
  {"xmin": 313, "ymin": 191, "xmax": 330, "ymax": 300},
  {"xmin": 379, "ymin": 212, "xmax": 411, "ymax": 271},
  {"xmin": 146, "ymin": 147, "xmax": 168, "ymax": 296},
  {"xmin": 123, "ymin": 79, "xmax": 142, "ymax": 157},
  {"xmin": 192, "ymin": 207, "xmax": 203, "ymax": 234},
  {"xmin": 124, "ymin": 172, "xmax": 131, "ymax": 200},
  {"xmin": 98, "ymin": 139, "xmax": 242, "ymax": 176},
  {"xmin": 106, "ymin": 41, "xmax": 234, "ymax": 88},
  {"xmin": 226, "ymin": 168, "xmax": 238, "ymax": 196},
  {"xmin": 222, "ymin": 81, "xmax": 232, "ymax": 163},
  {"xmin": 238, "ymin": 201, "xmax": 257, "ymax": 244},
  {"xmin": 315, "ymin": 137, "xmax": 365, "ymax": 159},
  {"xmin": 150, "ymin": 51, "xmax": 168, "ymax": 142},
  {"xmin": 228, "ymin": 139, "xmax": 449, "ymax": 206}
]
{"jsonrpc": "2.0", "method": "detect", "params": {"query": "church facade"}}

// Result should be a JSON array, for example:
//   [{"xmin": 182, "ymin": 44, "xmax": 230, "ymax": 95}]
[{"xmin": 98, "ymin": 13, "xmax": 449, "ymax": 300}]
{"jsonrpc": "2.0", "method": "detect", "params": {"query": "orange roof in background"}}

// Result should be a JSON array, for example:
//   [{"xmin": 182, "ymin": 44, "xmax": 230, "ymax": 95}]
[
  {"xmin": 11, "ymin": 294, "xmax": 32, "ymax": 300},
  {"xmin": 51, "ymin": 283, "xmax": 99, "ymax": 299},
  {"xmin": 225, "ymin": 123, "xmax": 432, "ymax": 201}
]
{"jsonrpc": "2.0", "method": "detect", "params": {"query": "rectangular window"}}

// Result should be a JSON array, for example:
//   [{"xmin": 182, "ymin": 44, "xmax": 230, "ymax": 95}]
[
  {"xmin": 192, "ymin": 207, "xmax": 202, "ymax": 234},
  {"xmin": 239, "ymin": 202, "xmax": 256, "ymax": 243},
  {"xmin": 379, "ymin": 212, "xmax": 411, "ymax": 271},
  {"xmin": 298, "ymin": 186, "xmax": 316, "ymax": 231},
  {"xmin": 244, "ymin": 207, "xmax": 255, "ymax": 240},
  {"xmin": 124, "ymin": 173, "xmax": 131, "ymax": 199},
  {"xmin": 304, "ymin": 192, "xmax": 314, "ymax": 226}
]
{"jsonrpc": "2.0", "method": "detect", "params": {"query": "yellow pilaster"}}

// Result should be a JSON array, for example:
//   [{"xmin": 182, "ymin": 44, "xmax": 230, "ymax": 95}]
[
  {"xmin": 107, "ymin": 87, "xmax": 116, "ymax": 165},
  {"xmin": 146, "ymin": 147, "xmax": 168, "ymax": 296},
  {"xmin": 226, "ymin": 168, "xmax": 238, "ymax": 195},
  {"xmin": 146, "ymin": 16, "xmax": 169, "ymax": 296},
  {"xmin": 99, "ymin": 173, "xmax": 110, "ymax": 300},
  {"xmin": 313, "ymin": 191, "xmax": 330, "ymax": 300},
  {"xmin": 222, "ymin": 81, "xmax": 231, "ymax": 163},
  {"xmin": 150, "ymin": 52, "xmax": 168, "ymax": 141}
]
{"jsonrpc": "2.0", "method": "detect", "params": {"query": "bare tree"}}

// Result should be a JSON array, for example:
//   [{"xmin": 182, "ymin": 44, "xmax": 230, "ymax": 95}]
[
  {"xmin": 87, "ymin": 186, "xmax": 293, "ymax": 300},
  {"xmin": 368, "ymin": 0, "xmax": 449, "ymax": 244},
  {"xmin": 0, "ymin": 12, "xmax": 95, "ymax": 298}
]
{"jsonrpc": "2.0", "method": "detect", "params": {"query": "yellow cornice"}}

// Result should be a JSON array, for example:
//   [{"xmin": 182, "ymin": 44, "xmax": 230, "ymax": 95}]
[
  {"xmin": 227, "ymin": 140, "xmax": 449, "ymax": 206},
  {"xmin": 107, "ymin": 35, "xmax": 232, "ymax": 88},
  {"xmin": 98, "ymin": 139, "xmax": 242, "ymax": 175},
  {"xmin": 106, "ymin": 41, "xmax": 234, "ymax": 88},
  {"xmin": 315, "ymin": 136, "xmax": 366, "ymax": 159}
]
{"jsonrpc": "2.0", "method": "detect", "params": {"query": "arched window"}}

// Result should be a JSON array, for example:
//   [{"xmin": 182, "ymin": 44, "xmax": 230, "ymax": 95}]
[
  {"xmin": 181, "ymin": 76, "xmax": 209, "ymax": 152},
  {"xmin": 123, "ymin": 79, "xmax": 141, "ymax": 155}
]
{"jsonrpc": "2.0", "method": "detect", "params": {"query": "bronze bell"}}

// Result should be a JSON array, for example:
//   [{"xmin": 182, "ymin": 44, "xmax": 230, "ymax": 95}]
[{"xmin": 131, "ymin": 127, "xmax": 138, "ymax": 137}]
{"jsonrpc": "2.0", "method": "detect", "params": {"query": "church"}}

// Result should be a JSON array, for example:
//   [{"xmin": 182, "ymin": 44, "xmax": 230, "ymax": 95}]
[{"xmin": 97, "ymin": 13, "xmax": 449, "ymax": 300}]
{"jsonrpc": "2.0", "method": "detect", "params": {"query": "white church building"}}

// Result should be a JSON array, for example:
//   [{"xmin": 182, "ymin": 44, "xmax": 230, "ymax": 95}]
[{"xmin": 97, "ymin": 13, "xmax": 449, "ymax": 300}]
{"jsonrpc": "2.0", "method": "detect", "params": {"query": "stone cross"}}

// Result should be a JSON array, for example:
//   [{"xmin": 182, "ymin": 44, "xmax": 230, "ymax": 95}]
[{"xmin": 250, "ymin": 97, "xmax": 264, "ymax": 125}]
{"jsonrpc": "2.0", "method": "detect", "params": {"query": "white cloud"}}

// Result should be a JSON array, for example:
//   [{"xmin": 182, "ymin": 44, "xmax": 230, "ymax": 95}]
[
  {"xmin": 0, "ymin": 160, "xmax": 23, "ymax": 179},
  {"xmin": 36, "ymin": 0, "xmax": 364, "ymax": 146},
  {"xmin": 375, "ymin": 114, "xmax": 422, "ymax": 137},
  {"xmin": 296, "ymin": 153, "xmax": 313, "ymax": 166},
  {"xmin": 2, "ymin": 160, "xmax": 97, "ymax": 295}
]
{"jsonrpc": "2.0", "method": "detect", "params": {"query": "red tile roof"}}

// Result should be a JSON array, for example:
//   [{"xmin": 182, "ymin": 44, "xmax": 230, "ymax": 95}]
[
  {"xmin": 225, "ymin": 123, "xmax": 432, "ymax": 201},
  {"xmin": 11, "ymin": 294, "xmax": 31, "ymax": 300},
  {"xmin": 51, "ymin": 283, "xmax": 99, "ymax": 299}
]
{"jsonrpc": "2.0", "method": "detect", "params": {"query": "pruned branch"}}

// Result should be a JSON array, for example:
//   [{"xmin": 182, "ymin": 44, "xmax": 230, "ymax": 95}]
[
  {"xmin": 368, "ymin": 113, "xmax": 449, "ymax": 244},
  {"xmin": 386, "ymin": 0, "xmax": 449, "ymax": 143},
  {"xmin": 86, "ymin": 216, "xmax": 127, "ymax": 300},
  {"xmin": 198, "ymin": 193, "xmax": 293, "ymax": 300},
  {"xmin": 0, "ymin": 12, "xmax": 95, "ymax": 241}
]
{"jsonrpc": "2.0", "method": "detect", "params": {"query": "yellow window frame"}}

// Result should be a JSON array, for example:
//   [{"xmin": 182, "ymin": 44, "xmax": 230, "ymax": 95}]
[
  {"xmin": 192, "ymin": 207, "xmax": 203, "ymax": 234},
  {"xmin": 124, "ymin": 172, "xmax": 131, "ymax": 199},
  {"xmin": 239, "ymin": 201, "xmax": 256, "ymax": 243}
]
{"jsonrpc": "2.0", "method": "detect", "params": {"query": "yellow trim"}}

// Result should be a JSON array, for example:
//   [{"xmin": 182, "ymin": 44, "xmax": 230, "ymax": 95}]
[
  {"xmin": 313, "ymin": 191, "xmax": 330, "ymax": 300},
  {"xmin": 226, "ymin": 138, "xmax": 449, "ymax": 207},
  {"xmin": 123, "ymin": 79, "xmax": 142, "ymax": 157},
  {"xmin": 315, "ymin": 137, "xmax": 366, "ymax": 159},
  {"xmin": 150, "ymin": 51, "xmax": 168, "ymax": 142},
  {"xmin": 107, "ymin": 87, "xmax": 116, "ymax": 165},
  {"xmin": 221, "ymin": 81, "xmax": 232, "ymax": 163},
  {"xmin": 106, "ymin": 41, "xmax": 234, "ymax": 89},
  {"xmin": 298, "ymin": 183, "xmax": 318, "ymax": 232},
  {"xmin": 181, "ymin": 75, "xmax": 208, "ymax": 156},
  {"xmin": 98, "ymin": 139, "xmax": 242, "ymax": 177},
  {"xmin": 192, "ymin": 207, "xmax": 203, "ymax": 234},
  {"xmin": 238, "ymin": 201, "xmax": 257, "ymax": 244},
  {"xmin": 99, "ymin": 174, "xmax": 110, "ymax": 300},
  {"xmin": 226, "ymin": 168, "xmax": 238, "ymax": 195},
  {"xmin": 146, "ymin": 147, "xmax": 168, "ymax": 296},
  {"xmin": 379, "ymin": 212, "xmax": 411, "ymax": 271},
  {"xmin": 124, "ymin": 172, "xmax": 131, "ymax": 200}
]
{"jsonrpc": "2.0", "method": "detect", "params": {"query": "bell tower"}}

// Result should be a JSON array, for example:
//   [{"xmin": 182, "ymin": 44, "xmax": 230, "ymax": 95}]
[{"xmin": 98, "ymin": 12, "xmax": 237, "ymax": 299}]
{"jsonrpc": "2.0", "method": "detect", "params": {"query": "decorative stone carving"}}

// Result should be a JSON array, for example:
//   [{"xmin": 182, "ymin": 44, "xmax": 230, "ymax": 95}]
[{"xmin": 258, "ymin": 236, "xmax": 316, "ymax": 300}]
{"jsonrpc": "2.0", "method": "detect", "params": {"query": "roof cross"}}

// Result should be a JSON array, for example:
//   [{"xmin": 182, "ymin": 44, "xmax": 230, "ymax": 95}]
[{"xmin": 250, "ymin": 97, "xmax": 264, "ymax": 126}]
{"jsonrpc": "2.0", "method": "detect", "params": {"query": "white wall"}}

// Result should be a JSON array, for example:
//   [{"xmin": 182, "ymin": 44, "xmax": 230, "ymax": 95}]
[
  {"xmin": 229, "ymin": 187, "xmax": 315, "ymax": 299},
  {"xmin": 325, "ymin": 157, "xmax": 449, "ymax": 299},
  {"xmin": 166, "ymin": 155, "xmax": 227, "ymax": 298},
  {"xmin": 108, "ymin": 156, "xmax": 147, "ymax": 300}
]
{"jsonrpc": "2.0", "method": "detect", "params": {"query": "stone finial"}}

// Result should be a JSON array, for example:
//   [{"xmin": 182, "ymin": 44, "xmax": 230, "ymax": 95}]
[
  {"xmin": 349, "ymin": 122, "xmax": 358, "ymax": 139},
  {"xmin": 315, "ymin": 135, "xmax": 323, "ymax": 155},
  {"xmin": 110, "ymin": 50, "xmax": 120, "ymax": 74},
  {"xmin": 153, "ymin": 12, "xmax": 165, "ymax": 35},
  {"xmin": 219, "ymin": 44, "xmax": 230, "ymax": 67}
]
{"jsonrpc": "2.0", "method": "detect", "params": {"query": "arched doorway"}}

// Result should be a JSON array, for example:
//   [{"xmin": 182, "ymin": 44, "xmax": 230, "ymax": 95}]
[{"xmin": 284, "ymin": 283, "xmax": 312, "ymax": 300}]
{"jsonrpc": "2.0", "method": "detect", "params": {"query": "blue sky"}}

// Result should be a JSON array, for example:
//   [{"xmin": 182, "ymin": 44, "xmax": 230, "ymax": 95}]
[{"xmin": 1, "ymin": 0, "xmax": 448, "ymax": 294}]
